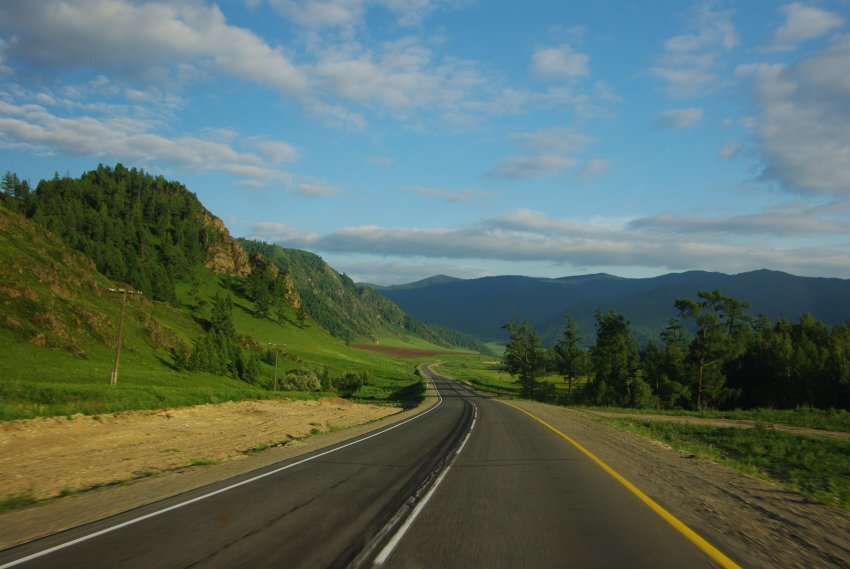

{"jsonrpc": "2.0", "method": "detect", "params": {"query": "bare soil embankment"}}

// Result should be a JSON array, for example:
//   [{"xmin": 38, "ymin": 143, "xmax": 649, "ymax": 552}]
[{"xmin": 511, "ymin": 401, "xmax": 850, "ymax": 568}]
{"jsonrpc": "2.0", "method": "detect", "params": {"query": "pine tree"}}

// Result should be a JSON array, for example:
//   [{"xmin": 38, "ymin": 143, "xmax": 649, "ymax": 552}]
[
  {"xmin": 675, "ymin": 290, "xmax": 750, "ymax": 410},
  {"xmin": 554, "ymin": 315, "xmax": 589, "ymax": 400},
  {"xmin": 502, "ymin": 320, "xmax": 545, "ymax": 398}
]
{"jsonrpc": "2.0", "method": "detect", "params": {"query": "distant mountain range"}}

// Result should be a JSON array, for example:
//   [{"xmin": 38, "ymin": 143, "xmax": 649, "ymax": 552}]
[{"xmin": 367, "ymin": 270, "xmax": 850, "ymax": 346}]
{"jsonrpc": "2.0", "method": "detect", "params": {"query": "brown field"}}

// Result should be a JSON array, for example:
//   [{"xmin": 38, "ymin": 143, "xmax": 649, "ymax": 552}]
[{"xmin": 351, "ymin": 343, "xmax": 464, "ymax": 358}]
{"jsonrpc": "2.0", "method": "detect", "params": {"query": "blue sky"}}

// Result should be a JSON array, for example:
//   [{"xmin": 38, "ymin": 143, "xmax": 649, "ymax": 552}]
[{"xmin": 1, "ymin": 0, "xmax": 849, "ymax": 285}]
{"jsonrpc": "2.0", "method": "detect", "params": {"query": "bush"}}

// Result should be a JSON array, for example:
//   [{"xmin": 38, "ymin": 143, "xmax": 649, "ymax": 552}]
[
  {"xmin": 319, "ymin": 366, "xmax": 333, "ymax": 391},
  {"xmin": 283, "ymin": 368, "xmax": 320, "ymax": 391},
  {"xmin": 335, "ymin": 373, "xmax": 364, "ymax": 398},
  {"xmin": 631, "ymin": 378, "xmax": 658, "ymax": 409}
]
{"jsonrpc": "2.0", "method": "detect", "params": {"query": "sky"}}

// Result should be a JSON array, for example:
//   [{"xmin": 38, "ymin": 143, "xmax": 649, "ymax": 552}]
[{"xmin": 1, "ymin": 0, "xmax": 849, "ymax": 285}]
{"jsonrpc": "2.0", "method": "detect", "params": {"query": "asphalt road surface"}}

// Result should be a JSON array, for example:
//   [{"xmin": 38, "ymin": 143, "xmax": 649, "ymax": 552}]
[{"xmin": 0, "ymin": 366, "xmax": 731, "ymax": 568}]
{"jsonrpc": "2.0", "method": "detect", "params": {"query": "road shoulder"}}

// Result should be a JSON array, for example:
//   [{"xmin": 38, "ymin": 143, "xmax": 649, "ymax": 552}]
[{"xmin": 507, "ymin": 400, "xmax": 850, "ymax": 569}]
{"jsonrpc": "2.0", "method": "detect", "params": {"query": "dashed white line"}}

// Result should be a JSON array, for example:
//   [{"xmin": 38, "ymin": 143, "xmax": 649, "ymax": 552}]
[{"xmin": 373, "ymin": 400, "xmax": 478, "ymax": 566}]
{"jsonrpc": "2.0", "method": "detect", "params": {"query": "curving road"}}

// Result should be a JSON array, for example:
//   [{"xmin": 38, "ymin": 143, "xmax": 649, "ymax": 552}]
[{"xmin": 0, "ymin": 366, "xmax": 734, "ymax": 568}]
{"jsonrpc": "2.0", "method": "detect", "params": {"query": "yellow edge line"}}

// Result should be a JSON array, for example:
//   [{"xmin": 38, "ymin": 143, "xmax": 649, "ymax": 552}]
[{"xmin": 501, "ymin": 400, "xmax": 741, "ymax": 569}]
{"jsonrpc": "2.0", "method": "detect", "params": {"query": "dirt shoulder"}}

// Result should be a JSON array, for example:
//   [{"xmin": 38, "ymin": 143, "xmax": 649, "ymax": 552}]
[
  {"xmin": 0, "ymin": 391, "xmax": 439, "ymax": 551},
  {"xmin": 583, "ymin": 410, "xmax": 850, "ymax": 440},
  {"xmin": 510, "ymin": 400, "xmax": 850, "ymax": 568}
]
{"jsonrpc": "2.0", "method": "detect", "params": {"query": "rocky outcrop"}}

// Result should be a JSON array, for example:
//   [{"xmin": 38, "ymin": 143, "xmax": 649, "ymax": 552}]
[{"xmin": 200, "ymin": 213, "xmax": 251, "ymax": 276}]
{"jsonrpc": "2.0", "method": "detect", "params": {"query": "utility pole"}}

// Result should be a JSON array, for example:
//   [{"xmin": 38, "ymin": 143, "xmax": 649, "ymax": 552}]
[
  {"xmin": 268, "ymin": 342, "xmax": 286, "ymax": 391},
  {"xmin": 109, "ymin": 287, "xmax": 143, "ymax": 385},
  {"xmin": 273, "ymin": 343, "xmax": 279, "ymax": 391}
]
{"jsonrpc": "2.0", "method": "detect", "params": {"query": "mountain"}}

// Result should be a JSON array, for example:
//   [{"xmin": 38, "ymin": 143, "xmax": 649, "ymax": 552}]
[
  {"xmin": 375, "ymin": 270, "xmax": 850, "ymax": 345},
  {"xmin": 365, "ymin": 275, "xmax": 464, "ymax": 291},
  {"xmin": 0, "ymin": 165, "xmax": 488, "ymax": 419},
  {"xmin": 239, "ymin": 240, "xmax": 489, "ymax": 353}
]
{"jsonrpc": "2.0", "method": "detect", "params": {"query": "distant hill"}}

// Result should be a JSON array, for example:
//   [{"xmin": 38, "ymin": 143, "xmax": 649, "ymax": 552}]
[
  {"xmin": 375, "ymin": 270, "xmax": 850, "ymax": 346},
  {"xmin": 365, "ymin": 275, "xmax": 463, "ymax": 291},
  {"xmin": 239, "ymin": 240, "xmax": 490, "ymax": 354}
]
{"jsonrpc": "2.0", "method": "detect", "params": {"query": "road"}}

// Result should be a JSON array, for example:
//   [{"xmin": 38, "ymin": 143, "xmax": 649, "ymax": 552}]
[{"xmin": 0, "ymin": 366, "xmax": 733, "ymax": 568}]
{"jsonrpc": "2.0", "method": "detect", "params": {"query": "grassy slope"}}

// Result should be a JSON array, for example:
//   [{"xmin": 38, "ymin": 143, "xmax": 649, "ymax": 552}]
[
  {"xmin": 176, "ymin": 269, "xmax": 431, "ymax": 403},
  {"xmin": 0, "ymin": 207, "xmax": 444, "ymax": 419}
]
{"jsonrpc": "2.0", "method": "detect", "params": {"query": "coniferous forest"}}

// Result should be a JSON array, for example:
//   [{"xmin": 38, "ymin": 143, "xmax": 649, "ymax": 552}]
[{"xmin": 504, "ymin": 289, "xmax": 850, "ymax": 411}]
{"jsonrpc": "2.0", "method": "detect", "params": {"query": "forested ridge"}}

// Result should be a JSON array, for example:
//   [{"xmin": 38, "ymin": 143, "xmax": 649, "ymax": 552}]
[
  {"xmin": 0, "ymin": 165, "xmax": 484, "ymax": 365},
  {"xmin": 5, "ymin": 164, "xmax": 217, "ymax": 302}
]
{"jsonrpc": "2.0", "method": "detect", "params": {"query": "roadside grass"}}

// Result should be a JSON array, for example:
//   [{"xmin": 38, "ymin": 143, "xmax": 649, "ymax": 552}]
[
  {"xmin": 605, "ymin": 417, "xmax": 850, "ymax": 511},
  {"xmin": 436, "ymin": 357, "xmax": 519, "ymax": 395},
  {"xmin": 0, "ymin": 491, "xmax": 37, "ymax": 513},
  {"xmin": 580, "ymin": 405, "xmax": 850, "ymax": 433},
  {"xmin": 187, "ymin": 458, "xmax": 219, "ymax": 467},
  {"xmin": 434, "ymin": 353, "xmax": 583, "ymax": 398}
]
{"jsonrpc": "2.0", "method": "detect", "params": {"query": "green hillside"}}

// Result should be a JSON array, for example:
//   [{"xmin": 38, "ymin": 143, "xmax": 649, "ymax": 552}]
[
  {"xmin": 239, "ymin": 239, "xmax": 490, "ymax": 353},
  {"xmin": 0, "ymin": 166, "xmax": 480, "ymax": 420}
]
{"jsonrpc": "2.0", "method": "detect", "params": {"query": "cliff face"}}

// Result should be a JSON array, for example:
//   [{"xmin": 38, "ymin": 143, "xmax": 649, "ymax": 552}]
[
  {"xmin": 201, "ymin": 213, "xmax": 251, "ymax": 277},
  {"xmin": 283, "ymin": 273, "xmax": 302, "ymax": 309}
]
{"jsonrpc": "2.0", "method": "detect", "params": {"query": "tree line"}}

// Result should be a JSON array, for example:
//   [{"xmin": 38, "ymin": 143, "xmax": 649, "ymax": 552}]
[{"xmin": 503, "ymin": 290, "xmax": 850, "ymax": 410}]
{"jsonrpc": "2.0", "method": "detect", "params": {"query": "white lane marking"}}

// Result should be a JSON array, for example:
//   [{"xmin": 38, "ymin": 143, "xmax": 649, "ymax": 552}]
[
  {"xmin": 0, "ymin": 383, "xmax": 444, "ymax": 569},
  {"xmin": 373, "ymin": 400, "xmax": 478, "ymax": 566}
]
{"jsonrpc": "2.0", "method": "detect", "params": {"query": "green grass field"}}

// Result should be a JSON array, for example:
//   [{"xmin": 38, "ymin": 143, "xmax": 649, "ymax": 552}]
[
  {"xmin": 434, "ymin": 353, "xmax": 586, "ymax": 398},
  {"xmin": 0, "ymin": 264, "xmax": 450, "ymax": 420}
]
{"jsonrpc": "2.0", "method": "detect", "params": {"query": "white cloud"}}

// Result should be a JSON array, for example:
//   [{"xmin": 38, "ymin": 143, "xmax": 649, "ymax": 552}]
[
  {"xmin": 251, "ymin": 221, "xmax": 320, "ymax": 244},
  {"xmin": 267, "ymin": 0, "xmax": 435, "ymax": 29},
  {"xmin": 577, "ymin": 158, "xmax": 611, "ymax": 177},
  {"xmin": 310, "ymin": 36, "xmax": 492, "ymax": 120},
  {"xmin": 404, "ymin": 186, "xmax": 493, "ymax": 204},
  {"xmin": 764, "ymin": 3, "xmax": 845, "ymax": 52},
  {"xmin": 531, "ymin": 44, "xmax": 589, "ymax": 80},
  {"xmin": 0, "ymin": 96, "xmax": 343, "ymax": 196},
  {"xmin": 742, "ymin": 35, "xmax": 850, "ymax": 196},
  {"xmin": 489, "ymin": 208, "xmax": 605, "ymax": 236},
  {"xmin": 717, "ymin": 141, "xmax": 742, "ymax": 160},
  {"xmin": 0, "ymin": 1, "xmax": 310, "ymax": 96},
  {"xmin": 629, "ymin": 207, "xmax": 849, "ymax": 237},
  {"xmin": 655, "ymin": 107, "xmax": 704, "ymax": 129},
  {"xmin": 652, "ymin": 6, "xmax": 739, "ymax": 97},
  {"xmin": 250, "ymin": 209, "xmax": 850, "ymax": 277},
  {"xmin": 487, "ymin": 127, "xmax": 591, "ymax": 180},
  {"xmin": 247, "ymin": 137, "xmax": 301, "ymax": 164},
  {"xmin": 488, "ymin": 155, "xmax": 577, "ymax": 181},
  {"xmin": 0, "ymin": 1, "xmax": 615, "ymax": 131},
  {"xmin": 295, "ymin": 178, "xmax": 341, "ymax": 197}
]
